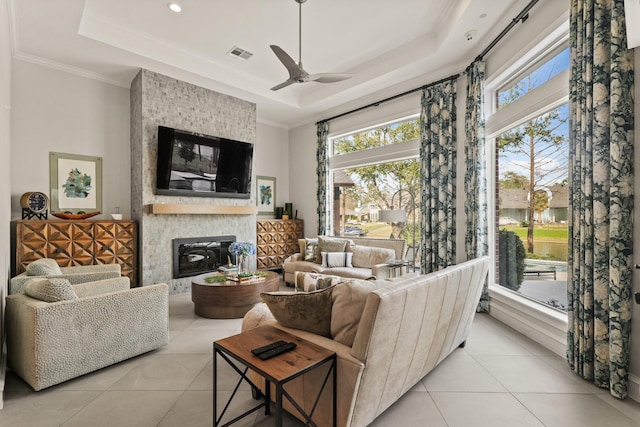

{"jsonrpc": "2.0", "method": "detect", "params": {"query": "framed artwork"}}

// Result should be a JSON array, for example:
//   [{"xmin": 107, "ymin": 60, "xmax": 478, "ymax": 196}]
[
  {"xmin": 49, "ymin": 152, "xmax": 103, "ymax": 214},
  {"xmin": 256, "ymin": 175, "xmax": 276, "ymax": 215}
]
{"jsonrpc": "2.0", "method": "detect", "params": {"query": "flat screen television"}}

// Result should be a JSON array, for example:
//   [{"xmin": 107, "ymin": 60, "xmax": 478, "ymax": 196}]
[{"xmin": 156, "ymin": 126, "xmax": 253, "ymax": 199}]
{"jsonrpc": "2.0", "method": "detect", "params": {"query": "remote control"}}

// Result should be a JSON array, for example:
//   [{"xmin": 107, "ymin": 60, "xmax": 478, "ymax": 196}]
[
  {"xmin": 251, "ymin": 340, "xmax": 287, "ymax": 356},
  {"xmin": 258, "ymin": 342, "xmax": 297, "ymax": 360}
]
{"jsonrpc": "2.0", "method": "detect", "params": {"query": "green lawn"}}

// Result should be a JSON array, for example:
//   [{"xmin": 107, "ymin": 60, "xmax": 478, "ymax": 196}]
[{"xmin": 500, "ymin": 225, "xmax": 568, "ymax": 242}]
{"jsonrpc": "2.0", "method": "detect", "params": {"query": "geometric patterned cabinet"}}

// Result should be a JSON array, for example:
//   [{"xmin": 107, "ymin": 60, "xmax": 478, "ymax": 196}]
[
  {"xmin": 256, "ymin": 219, "xmax": 303, "ymax": 270},
  {"xmin": 15, "ymin": 220, "xmax": 138, "ymax": 286}
]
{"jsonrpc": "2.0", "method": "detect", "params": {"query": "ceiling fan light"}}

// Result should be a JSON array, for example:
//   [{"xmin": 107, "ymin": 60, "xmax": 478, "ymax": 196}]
[{"xmin": 167, "ymin": 2, "xmax": 182, "ymax": 13}]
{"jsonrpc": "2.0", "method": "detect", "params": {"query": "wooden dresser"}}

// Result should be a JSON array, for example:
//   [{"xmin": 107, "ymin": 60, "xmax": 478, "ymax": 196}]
[
  {"xmin": 256, "ymin": 219, "xmax": 303, "ymax": 270},
  {"xmin": 15, "ymin": 219, "xmax": 138, "ymax": 286}
]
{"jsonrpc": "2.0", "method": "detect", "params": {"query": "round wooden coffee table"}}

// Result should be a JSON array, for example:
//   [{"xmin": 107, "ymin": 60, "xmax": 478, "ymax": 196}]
[{"xmin": 191, "ymin": 271, "xmax": 280, "ymax": 318}]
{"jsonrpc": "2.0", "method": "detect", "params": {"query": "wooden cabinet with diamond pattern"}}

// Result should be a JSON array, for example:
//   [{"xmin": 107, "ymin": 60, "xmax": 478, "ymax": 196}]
[
  {"xmin": 15, "ymin": 220, "xmax": 138, "ymax": 286},
  {"xmin": 256, "ymin": 219, "xmax": 303, "ymax": 269}
]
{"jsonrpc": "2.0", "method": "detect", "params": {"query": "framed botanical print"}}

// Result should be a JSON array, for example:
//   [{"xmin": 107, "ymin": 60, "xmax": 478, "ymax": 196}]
[
  {"xmin": 49, "ymin": 152, "xmax": 102, "ymax": 214},
  {"xmin": 256, "ymin": 175, "xmax": 276, "ymax": 215}
]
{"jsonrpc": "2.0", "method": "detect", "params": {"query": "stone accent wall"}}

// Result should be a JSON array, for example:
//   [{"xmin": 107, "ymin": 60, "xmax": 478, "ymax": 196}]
[{"xmin": 130, "ymin": 69, "xmax": 257, "ymax": 293}]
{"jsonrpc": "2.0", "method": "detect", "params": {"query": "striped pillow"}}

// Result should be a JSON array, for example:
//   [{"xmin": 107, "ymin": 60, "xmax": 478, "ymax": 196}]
[{"xmin": 321, "ymin": 251, "xmax": 353, "ymax": 268}]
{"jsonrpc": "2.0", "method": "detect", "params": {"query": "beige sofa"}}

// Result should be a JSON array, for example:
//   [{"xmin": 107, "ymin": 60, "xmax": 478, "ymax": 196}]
[
  {"xmin": 282, "ymin": 236, "xmax": 406, "ymax": 284},
  {"xmin": 243, "ymin": 256, "xmax": 490, "ymax": 427},
  {"xmin": 6, "ymin": 276, "xmax": 169, "ymax": 390}
]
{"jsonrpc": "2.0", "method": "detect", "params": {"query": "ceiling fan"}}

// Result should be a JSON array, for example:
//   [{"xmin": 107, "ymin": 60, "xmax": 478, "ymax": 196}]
[{"xmin": 270, "ymin": 0, "xmax": 352, "ymax": 91}]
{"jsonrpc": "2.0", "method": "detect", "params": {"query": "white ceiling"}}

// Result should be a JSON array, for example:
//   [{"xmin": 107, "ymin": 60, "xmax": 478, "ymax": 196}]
[{"xmin": 8, "ymin": 0, "xmax": 529, "ymax": 128}]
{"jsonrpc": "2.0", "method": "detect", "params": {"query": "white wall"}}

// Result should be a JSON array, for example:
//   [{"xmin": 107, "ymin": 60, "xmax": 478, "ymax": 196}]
[
  {"xmin": 0, "ymin": 0, "xmax": 11, "ymax": 408},
  {"xmin": 10, "ymin": 60, "xmax": 131, "ymax": 220},
  {"xmin": 288, "ymin": 123, "xmax": 318, "ymax": 236},
  {"xmin": 255, "ymin": 121, "xmax": 290, "ymax": 211}
]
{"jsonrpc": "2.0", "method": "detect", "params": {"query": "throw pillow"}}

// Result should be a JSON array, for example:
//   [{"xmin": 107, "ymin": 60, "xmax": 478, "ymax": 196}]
[
  {"xmin": 303, "ymin": 238, "xmax": 319, "ymax": 262},
  {"xmin": 23, "ymin": 278, "xmax": 78, "ymax": 302},
  {"xmin": 298, "ymin": 238, "xmax": 319, "ymax": 262},
  {"xmin": 316, "ymin": 236, "xmax": 349, "ymax": 264},
  {"xmin": 331, "ymin": 280, "xmax": 378, "ymax": 347},
  {"xmin": 321, "ymin": 252, "xmax": 354, "ymax": 268},
  {"xmin": 260, "ymin": 287, "xmax": 334, "ymax": 337},
  {"xmin": 294, "ymin": 272, "xmax": 347, "ymax": 292},
  {"xmin": 25, "ymin": 258, "xmax": 63, "ymax": 276},
  {"xmin": 350, "ymin": 245, "xmax": 396, "ymax": 269}
]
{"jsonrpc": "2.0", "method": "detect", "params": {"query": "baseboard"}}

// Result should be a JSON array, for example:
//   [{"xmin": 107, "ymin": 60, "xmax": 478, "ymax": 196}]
[
  {"xmin": 628, "ymin": 374, "xmax": 640, "ymax": 403},
  {"xmin": 489, "ymin": 286, "xmax": 640, "ymax": 404},
  {"xmin": 488, "ymin": 285, "xmax": 567, "ymax": 357}
]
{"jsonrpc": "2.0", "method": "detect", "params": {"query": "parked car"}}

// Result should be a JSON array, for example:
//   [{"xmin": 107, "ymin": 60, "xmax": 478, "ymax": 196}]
[
  {"xmin": 499, "ymin": 216, "xmax": 519, "ymax": 225},
  {"xmin": 344, "ymin": 226, "xmax": 366, "ymax": 236}
]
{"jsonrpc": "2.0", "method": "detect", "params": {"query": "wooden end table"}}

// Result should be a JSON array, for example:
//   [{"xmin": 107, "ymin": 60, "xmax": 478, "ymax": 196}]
[
  {"xmin": 191, "ymin": 270, "xmax": 279, "ymax": 318},
  {"xmin": 213, "ymin": 325, "xmax": 336, "ymax": 427}
]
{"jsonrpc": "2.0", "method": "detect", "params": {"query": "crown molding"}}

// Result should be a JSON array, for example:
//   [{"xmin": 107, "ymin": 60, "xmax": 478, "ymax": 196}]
[{"xmin": 13, "ymin": 51, "xmax": 130, "ymax": 88}]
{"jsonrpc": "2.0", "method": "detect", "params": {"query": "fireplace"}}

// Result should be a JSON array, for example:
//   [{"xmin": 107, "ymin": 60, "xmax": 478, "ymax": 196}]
[{"xmin": 172, "ymin": 236, "xmax": 235, "ymax": 278}]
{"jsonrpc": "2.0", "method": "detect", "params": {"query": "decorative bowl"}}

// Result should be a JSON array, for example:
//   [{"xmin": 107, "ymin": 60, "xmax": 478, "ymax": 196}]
[{"xmin": 51, "ymin": 211, "xmax": 101, "ymax": 220}]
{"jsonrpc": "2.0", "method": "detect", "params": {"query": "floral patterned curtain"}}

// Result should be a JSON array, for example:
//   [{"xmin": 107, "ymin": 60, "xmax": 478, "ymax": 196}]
[
  {"xmin": 316, "ymin": 121, "xmax": 330, "ymax": 236},
  {"xmin": 419, "ymin": 79, "xmax": 457, "ymax": 273},
  {"xmin": 567, "ymin": 0, "xmax": 634, "ymax": 399},
  {"xmin": 464, "ymin": 61, "xmax": 490, "ymax": 313}
]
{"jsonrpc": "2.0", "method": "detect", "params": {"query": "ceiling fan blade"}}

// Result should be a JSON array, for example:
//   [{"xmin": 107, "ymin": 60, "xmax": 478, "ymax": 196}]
[
  {"xmin": 307, "ymin": 73, "xmax": 352, "ymax": 83},
  {"xmin": 270, "ymin": 45, "xmax": 304, "ymax": 78},
  {"xmin": 270, "ymin": 78, "xmax": 297, "ymax": 91}
]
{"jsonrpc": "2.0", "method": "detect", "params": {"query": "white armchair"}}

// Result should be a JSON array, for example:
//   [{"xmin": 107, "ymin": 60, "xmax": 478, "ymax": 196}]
[{"xmin": 6, "ymin": 276, "xmax": 169, "ymax": 390}]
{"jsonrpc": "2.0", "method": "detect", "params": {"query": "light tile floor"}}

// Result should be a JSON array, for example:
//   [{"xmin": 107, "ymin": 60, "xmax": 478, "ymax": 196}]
[{"xmin": 2, "ymin": 284, "xmax": 640, "ymax": 427}]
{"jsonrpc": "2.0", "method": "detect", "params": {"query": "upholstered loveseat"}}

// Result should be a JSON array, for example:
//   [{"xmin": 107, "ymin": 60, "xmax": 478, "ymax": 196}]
[
  {"xmin": 6, "ymin": 276, "xmax": 169, "ymax": 390},
  {"xmin": 282, "ymin": 236, "xmax": 406, "ymax": 284},
  {"xmin": 243, "ymin": 256, "xmax": 490, "ymax": 427}
]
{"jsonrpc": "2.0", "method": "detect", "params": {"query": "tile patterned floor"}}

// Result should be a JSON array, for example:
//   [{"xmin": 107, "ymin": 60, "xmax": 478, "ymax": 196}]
[{"xmin": 2, "ymin": 285, "xmax": 640, "ymax": 426}]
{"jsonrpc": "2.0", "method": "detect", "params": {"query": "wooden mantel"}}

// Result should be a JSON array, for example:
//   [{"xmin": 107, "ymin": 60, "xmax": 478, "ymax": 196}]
[{"xmin": 147, "ymin": 204, "xmax": 258, "ymax": 215}]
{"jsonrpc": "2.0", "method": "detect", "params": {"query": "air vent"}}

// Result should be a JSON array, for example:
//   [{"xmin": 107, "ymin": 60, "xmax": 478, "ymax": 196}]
[{"xmin": 227, "ymin": 46, "xmax": 253, "ymax": 60}]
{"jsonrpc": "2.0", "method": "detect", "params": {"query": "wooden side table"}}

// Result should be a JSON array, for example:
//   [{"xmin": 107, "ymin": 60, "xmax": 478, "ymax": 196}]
[{"xmin": 213, "ymin": 325, "xmax": 336, "ymax": 427}]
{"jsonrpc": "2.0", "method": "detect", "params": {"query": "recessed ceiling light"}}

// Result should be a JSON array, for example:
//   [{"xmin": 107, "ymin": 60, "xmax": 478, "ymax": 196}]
[{"xmin": 167, "ymin": 2, "xmax": 182, "ymax": 13}]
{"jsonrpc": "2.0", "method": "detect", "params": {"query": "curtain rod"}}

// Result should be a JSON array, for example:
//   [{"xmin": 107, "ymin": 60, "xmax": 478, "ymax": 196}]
[
  {"xmin": 319, "ymin": 73, "xmax": 460, "ymax": 124},
  {"xmin": 317, "ymin": 0, "xmax": 539, "ymax": 125}
]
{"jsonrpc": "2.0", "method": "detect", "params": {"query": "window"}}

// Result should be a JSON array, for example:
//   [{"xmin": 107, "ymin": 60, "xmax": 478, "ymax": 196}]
[
  {"xmin": 497, "ymin": 47, "xmax": 570, "ymax": 109},
  {"xmin": 490, "ymin": 42, "xmax": 570, "ymax": 311},
  {"xmin": 328, "ymin": 117, "xmax": 420, "ymax": 264}
]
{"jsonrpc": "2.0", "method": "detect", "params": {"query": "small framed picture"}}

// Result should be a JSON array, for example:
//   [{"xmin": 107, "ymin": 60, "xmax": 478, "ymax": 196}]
[
  {"xmin": 49, "ymin": 152, "xmax": 103, "ymax": 214},
  {"xmin": 256, "ymin": 176, "xmax": 276, "ymax": 215}
]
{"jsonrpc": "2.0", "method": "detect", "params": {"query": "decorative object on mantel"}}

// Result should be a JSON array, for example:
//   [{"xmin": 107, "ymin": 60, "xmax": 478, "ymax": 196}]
[
  {"xmin": 229, "ymin": 241, "xmax": 256, "ymax": 274},
  {"xmin": 51, "ymin": 211, "xmax": 101, "ymax": 220},
  {"xmin": 20, "ymin": 191, "xmax": 49, "ymax": 220},
  {"xmin": 49, "ymin": 152, "xmax": 102, "ymax": 216},
  {"xmin": 256, "ymin": 176, "xmax": 276, "ymax": 215}
]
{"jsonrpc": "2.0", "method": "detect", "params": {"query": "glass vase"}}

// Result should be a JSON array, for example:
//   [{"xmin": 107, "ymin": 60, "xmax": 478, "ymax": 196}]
[{"xmin": 238, "ymin": 255, "xmax": 250, "ymax": 274}]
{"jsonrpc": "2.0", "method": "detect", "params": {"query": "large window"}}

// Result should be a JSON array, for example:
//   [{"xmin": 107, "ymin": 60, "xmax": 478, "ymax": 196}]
[
  {"xmin": 491, "ymin": 44, "xmax": 570, "ymax": 311},
  {"xmin": 328, "ymin": 117, "xmax": 420, "ymax": 264}
]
